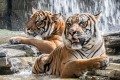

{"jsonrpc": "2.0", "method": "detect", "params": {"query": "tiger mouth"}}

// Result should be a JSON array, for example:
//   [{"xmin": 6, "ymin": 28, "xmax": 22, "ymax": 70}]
[
  {"xmin": 71, "ymin": 38, "xmax": 79, "ymax": 43},
  {"xmin": 27, "ymin": 31, "xmax": 39, "ymax": 37},
  {"xmin": 71, "ymin": 38, "xmax": 85, "ymax": 46}
]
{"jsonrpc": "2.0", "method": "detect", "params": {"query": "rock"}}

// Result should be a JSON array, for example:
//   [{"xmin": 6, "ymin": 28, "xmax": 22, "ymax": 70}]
[
  {"xmin": 0, "ymin": 43, "xmax": 39, "ymax": 57},
  {"xmin": 0, "ymin": 57, "xmax": 11, "ymax": 67},
  {"xmin": 0, "ymin": 43, "xmax": 39, "ymax": 73},
  {"xmin": 95, "ymin": 69, "xmax": 120, "ymax": 79},
  {"xmin": 103, "ymin": 32, "xmax": 120, "ymax": 54},
  {"xmin": 0, "ymin": 47, "xmax": 29, "ymax": 57},
  {"xmin": 0, "ymin": 48, "xmax": 6, "ymax": 57},
  {"xmin": 109, "ymin": 55, "xmax": 120, "ymax": 62},
  {"xmin": 7, "ymin": 57, "xmax": 36, "ymax": 74},
  {"xmin": 94, "ymin": 62, "xmax": 120, "ymax": 79},
  {"xmin": 0, "ymin": 57, "xmax": 37, "ymax": 75},
  {"xmin": 3, "ymin": 48, "xmax": 26, "ymax": 57},
  {"xmin": 79, "ymin": 75, "xmax": 109, "ymax": 80},
  {"xmin": 106, "ymin": 63, "xmax": 120, "ymax": 70}
]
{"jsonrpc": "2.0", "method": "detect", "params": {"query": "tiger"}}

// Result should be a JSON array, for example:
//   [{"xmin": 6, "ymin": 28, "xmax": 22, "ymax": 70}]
[
  {"xmin": 9, "ymin": 9, "xmax": 65, "ymax": 54},
  {"xmin": 32, "ymin": 13, "xmax": 109, "ymax": 78}
]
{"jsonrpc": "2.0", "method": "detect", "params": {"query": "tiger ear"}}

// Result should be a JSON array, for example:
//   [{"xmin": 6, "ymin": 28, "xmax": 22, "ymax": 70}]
[
  {"xmin": 52, "ymin": 13, "xmax": 62, "ymax": 21},
  {"xmin": 32, "ymin": 7, "xmax": 37, "ymax": 14},
  {"xmin": 52, "ymin": 13, "xmax": 67, "ymax": 22},
  {"xmin": 54, "ymin": 13, "xmax": 61, "ymax": 17},
  {"xmin": 94, "ymin": 12, "xmax": 102, "ymax": 20}
]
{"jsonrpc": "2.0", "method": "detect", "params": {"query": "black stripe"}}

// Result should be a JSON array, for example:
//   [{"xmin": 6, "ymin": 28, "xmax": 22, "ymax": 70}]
[
  {"xmin": 84, "ymin": 19, "xmax": 89, "ymax": 28},
  {"xmin": 34, "ymin": 66, "xmax": 38, "ymax": 74},
  {"xmin": 70, "ymin": 52, "xmax": 78, "ymax": 59},
  {"xmin": 89, "ymin": 18, "xmax": 92, "ymax": 34},
  {"xmin": 88, "ymin": 15, "xmax": 96, "ymax": 37},
  {"xmin": 45, "ymin": 21, "xmax": 50, "ymax": 32},
  {"xmin": 82, "ymin": 45, "xmax": 94, "ymax": 52},
  {"xmin": 76, "ymin": 50, "xmax": 88, "ymax": 59},
  {"xmin": 100, "ymin": 53, "xmax": 104, "ymax": 56},
  {"xmin": 84, "ymin": 14, "xmax": 96, "ymax": 36},
  {"xmin": 75, "ymin": 50, "xmax": 83, "ymax": 59},
  {"xmin": 84, "ymin": 37, "xmax": 91, "ymax": 45},
  {"xmin": 44, "ymin": 63, "xmax": 50, "ymax": 72},
  {"xmin": 63, "ymin": 60, "xmax": 71, "ymax": 64},
  {"xmin": 91, "ymin": 42, "xmax": 103, "ymax": 58},
  {"xmin": 64, "ymin": 27, "xmax": 67, "ymax": 39},
  {"xmin": 52, "ymin": 25, "xmax": 58, "ymax": 34},
  {"xmin": 83, "ymin": 14, "xmax": 92, "ymax": 33},
  {"xmin": 36, "ymin": 58, "xmax": 43, "ymax": 71},
  {"xmin": 46, "ymin": 55, "xmax": 53, "ymax": 72}
]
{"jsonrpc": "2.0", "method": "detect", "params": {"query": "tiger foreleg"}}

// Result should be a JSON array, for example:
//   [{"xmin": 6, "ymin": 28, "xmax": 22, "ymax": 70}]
[
  {"xmin": 60, "ymin": 57, "xmax": 109, "ymax": 78},
  {"xmin": 9, "ymin": 37, "xmax": 56, "ymax": 54}
]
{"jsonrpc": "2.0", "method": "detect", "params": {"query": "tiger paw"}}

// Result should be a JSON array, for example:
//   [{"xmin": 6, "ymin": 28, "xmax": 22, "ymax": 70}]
[
  {"xmin": 88, "ymin": 57, "xmax": 109, "ymax": 70},
  {"xmin": 9, "ymin": 37, "xmax": 22, "ymax": 44},
  {"xmin": 32, "ymin": 54, "xmax": 49, "ymax": 74}
]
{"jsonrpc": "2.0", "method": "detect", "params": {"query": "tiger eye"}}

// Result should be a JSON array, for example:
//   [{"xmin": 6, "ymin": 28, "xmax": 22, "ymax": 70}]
[
  {"xmin": 67, "ymin": 22, "xmax": 71, "ymax": 27},
  {"xmin": 79, "ymin": 21, "xmax": 84, "ymax": 26}
]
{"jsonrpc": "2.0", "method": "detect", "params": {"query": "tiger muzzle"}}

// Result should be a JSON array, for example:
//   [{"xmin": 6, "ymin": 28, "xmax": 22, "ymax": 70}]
[{"xmin": 71, "ymin": 37, "xmax": 85, "ymax": 46}]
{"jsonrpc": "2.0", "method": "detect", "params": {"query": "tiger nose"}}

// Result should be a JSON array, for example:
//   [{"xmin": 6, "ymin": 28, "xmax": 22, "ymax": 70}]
[{"xmin": 69, "ymin": 28, "xmax": 83, "ymax": 34}]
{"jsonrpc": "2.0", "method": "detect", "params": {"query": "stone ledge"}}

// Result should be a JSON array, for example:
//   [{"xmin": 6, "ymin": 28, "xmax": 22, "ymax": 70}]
[
  {"xmin": 96, "ymin": 69, "xmax": 120, "ymax": 79},
  {"xmin": 106, "ymin": 63, "xmax": 120, "ymax": 70},
  {"xmin": 0, "ymin": 57, "xmax": 11, "ymax": 67},
  {"xmin": 0, "ymin": 43, "xmax": 39, "ymax": 57}
]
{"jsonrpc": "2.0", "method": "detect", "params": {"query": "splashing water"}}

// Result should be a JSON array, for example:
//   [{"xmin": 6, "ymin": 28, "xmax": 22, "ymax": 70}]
[{"xmin": 36, "ymin": 0, "xmax": 120, "ymax": 34}]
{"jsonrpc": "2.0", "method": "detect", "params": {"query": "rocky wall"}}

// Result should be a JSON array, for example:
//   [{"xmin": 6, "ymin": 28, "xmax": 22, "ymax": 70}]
[
  {"xmin": 0, "ymin": 0, "xmax": 7, "ymax": 29},
  {"xmin": 0, "ymin": 0, "xmax": 34, "ymax": 30}
]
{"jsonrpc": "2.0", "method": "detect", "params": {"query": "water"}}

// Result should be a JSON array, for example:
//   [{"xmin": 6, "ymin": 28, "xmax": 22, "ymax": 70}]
[{"xmin": 36, "ymin": 0, "xmax": 120, "ymax": 34}]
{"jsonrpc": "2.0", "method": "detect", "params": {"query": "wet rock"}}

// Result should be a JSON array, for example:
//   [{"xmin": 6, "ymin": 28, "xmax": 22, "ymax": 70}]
[
  {"xmin": 0, "ymin": 43, "xmax": 39, "ymax": 57},
  {"xmin": 0, "ymin": 57, "xmax": 37, "ymax": 75},
  {"xmin": 103, "ymin": 32, "xmax": 120, "ymax": 55},
  {"xmin": 1, "ymin": 48, "xmax": 26, "ymax": 57},
  {"xmin": 0, "ymin": 57, "xmax": 11, "ymax": 67},
  {"xmin": 95, "ymin": 69, "xmax": 120, "ymax": 79},
  {"xmin": 83, "ymin": 62, "xmax": 120, "ymax": 79},
  {"xmin": 94, "ymin": 62, "xmax": 120, "ymax": 79},
  {"xmin": 7, "ymin": 57, "xmax": 36, "ymax": 74},
  {"xmin": 106, "ymin": 63, "xmax": 120, "ymax": 70},
  {"xmin": 0, "ymin": 48, "xmax": 6, "ymax": 57},
  {"xmin": 0, "ymin": 43, "xmax": 39, "ymax": 74},
  {"xmin": 79, "ymin": 76, "xmax": 109, "ymax": 80},
  {"xmin": 0, "ymin": 57, "xmax": 12, "ymax": 75}
]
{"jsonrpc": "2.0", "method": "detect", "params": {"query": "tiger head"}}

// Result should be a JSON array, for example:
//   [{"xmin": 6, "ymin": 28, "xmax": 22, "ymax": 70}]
[
  {"xmin": 64, "ymin": 13, "xmax": 102, "ymax": 50},
  {"xmin": 26, "ymin": 9, "xmax": 64, "ymax": 39}
]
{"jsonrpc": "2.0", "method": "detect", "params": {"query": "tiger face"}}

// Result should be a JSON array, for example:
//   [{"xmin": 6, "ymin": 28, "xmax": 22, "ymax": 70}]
[
  {"xmin": 64, "ymin": 13, "xmax": 101, "ymax": 49},
  {"xmin": 26, "ymin": 9, "xmax": 60, "ymax": 38}
]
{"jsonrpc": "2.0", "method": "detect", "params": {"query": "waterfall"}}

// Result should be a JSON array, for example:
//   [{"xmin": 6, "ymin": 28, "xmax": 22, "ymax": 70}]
[{"xmin": 36, "ymin": 0, "xmax": 120, "ymax": 34}]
